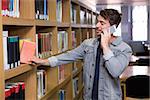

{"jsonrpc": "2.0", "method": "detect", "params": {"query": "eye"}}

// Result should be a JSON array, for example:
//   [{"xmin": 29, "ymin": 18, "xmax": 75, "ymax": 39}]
[
  {"xmin": 100, "ymin": 21, "xmax": 105, "ymax": 25},
  {"xmin": 101, "ymin": 22, "xmax": 104, "ymax": 25}
]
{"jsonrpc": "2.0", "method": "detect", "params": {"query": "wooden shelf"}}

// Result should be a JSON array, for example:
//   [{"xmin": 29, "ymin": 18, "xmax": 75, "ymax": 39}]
[
  {"xmin": 57, "ymin": 22, "xmax": 70, "ymax": 28},
  {"xmin": 80, "ymin": 24, "xmax": 92, "ymax": 28},
  {"xmin": 40, "ymin": 75, "xmax": 71, "ymax": 100},
  {"xmin": 2, "ymin": 16, "xmax": 34, "ymax": 26},
  {"xmin": 35, "ymin": 20, "xmax": 57, "ymax": 26},
  {"xmin": 5, "ymin": 64, "xmax": 37, "ymax": 80},
  {"xmin": 71, "ymin": 23, "xmax": 81, "ymax": 28}
]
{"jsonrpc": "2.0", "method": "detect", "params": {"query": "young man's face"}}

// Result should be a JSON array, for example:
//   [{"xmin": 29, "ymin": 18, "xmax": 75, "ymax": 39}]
[{"xmin": 96, "ymin": 15, "xmax": 111, "ymax": 36}]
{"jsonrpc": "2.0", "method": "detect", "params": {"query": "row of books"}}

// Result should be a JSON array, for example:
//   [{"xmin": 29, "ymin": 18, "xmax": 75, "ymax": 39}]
[
  {"xmin": 35, "ymin": 0, "xmax": 49, "ymax": 20},
  {"xmin": 36, "ymin": 32, "xmax": 52, "ymax": 59},
  {"xmin": 37, "ymin": 68, "xmax": 65, "ymax": 99},
  {"xmin": 3, "ymin": 30, "xmax": 75, "ymax": 70},
  {"xmin": 3, "ymin": 31, "xmax": 20, "ymax": 70},
  {"xmin": 3, "ymin": 31, "xmax": 36, "ymax": 70},
  {"xmin": 37, "ymin": 67, "xmax": 65, "ymax": 99},
  {"xmin": 36, "ymin": 31, "xmax": 77, "ymax": 57},
  {"xmin": 80, "ymin": 9, "xmax": 97, "ymax": 25},
  {"xmin": 2, "ymin": 0, "xmax": 20, "ymax": 17},
  {"xmin": 58, "ymin": 31, "xmax": 68, "ymax": 53},
  {"xmin": 5, "ymin": 82, "xmax": 25, "ymax": 100},
  {"xmin": 3, "ymin": 30, "xmax": 78, "ymax": 70},
  {"xmin": 2, "ymin": 0, "xmax": 97, "ymax": 24}
]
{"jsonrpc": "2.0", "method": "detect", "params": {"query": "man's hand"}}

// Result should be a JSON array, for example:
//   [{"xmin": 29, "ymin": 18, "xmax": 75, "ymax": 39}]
[
  {"xmin": 101, "ymin": 28, "xmax": 112, "ymax": 54},
  {"xmin": 29, "ymin": 56, "xmax": 50, "ymax": 66},
  {"xmin": 101, "ymin": 28, "xmax": 111, "ymax": 48}
]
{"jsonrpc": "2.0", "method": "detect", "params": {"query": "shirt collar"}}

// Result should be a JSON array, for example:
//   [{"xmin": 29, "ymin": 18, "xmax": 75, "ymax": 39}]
[{"xmin": 111, "ymin": 36, "xmax": 122, "ymax": 46}]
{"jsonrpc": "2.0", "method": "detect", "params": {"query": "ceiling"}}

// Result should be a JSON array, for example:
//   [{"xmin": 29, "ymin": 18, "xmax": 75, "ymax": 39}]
[
  {"xmin": 79, "ymin": 0, "xmax": 149, "ymax": 11},
  {"xmin": 94, "ymin": 0, "xmax": 149, "ymax": 5}
]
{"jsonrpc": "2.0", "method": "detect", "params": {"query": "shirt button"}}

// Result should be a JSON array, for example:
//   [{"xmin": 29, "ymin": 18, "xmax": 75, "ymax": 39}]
[
  {"xmin": 90, "ymin": 75, "xmax": 92, "ymax": 78},
  {"xmin": 92, "ymin": 64, "xmax": 94, "ymax": 66}
]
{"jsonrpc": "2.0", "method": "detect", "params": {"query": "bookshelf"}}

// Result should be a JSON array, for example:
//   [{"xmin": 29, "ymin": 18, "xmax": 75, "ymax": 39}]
[{"xmin": 0, "ymin": 0, "xmax": 98, "ymax": 99}]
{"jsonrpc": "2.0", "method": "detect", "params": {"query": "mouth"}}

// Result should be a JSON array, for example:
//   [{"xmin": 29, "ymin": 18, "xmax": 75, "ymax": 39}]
[{"xmin": 96, "ymin": 30, "xmax": 102, "ymax": 34}]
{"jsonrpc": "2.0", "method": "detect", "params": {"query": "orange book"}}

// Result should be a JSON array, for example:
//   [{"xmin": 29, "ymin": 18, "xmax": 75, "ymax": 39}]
[{"xmin": 20, "ymin": 41, "xmax": 36, "ymax": 64}]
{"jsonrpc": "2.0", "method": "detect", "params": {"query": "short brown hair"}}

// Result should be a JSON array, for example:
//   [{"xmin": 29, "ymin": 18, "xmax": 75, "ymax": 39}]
[{"xmin": 100, "ymin": 9, "xmax": 122, "ymax": 27}]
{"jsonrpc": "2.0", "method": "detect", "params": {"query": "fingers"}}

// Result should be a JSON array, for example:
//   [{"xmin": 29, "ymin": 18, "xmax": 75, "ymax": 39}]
[
  {"xmin": 28, "ymin": 56, "xmax": 39, "ymax": 65},
  {"xmin": 102, "ymin": 28, "xmax": 110, "ymax": 35}
]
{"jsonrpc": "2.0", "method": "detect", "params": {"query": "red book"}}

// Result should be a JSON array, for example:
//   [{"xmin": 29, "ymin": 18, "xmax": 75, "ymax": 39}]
[
  {"xmin": 20, "ymin": 41, "xmax": 36, "ymax": 64},
  {"xmin": 5, "ymin": 89, "xmax": 11, "ymax": 99},
  {"xmin": 2, "ymin": 0, "xmax": 8, "ymax": 16}
]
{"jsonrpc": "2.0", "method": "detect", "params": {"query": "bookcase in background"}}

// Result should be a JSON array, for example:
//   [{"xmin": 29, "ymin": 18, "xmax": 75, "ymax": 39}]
[{"xmin": 0, "ymin": 0, "xmax": 98, "ymax": 100}]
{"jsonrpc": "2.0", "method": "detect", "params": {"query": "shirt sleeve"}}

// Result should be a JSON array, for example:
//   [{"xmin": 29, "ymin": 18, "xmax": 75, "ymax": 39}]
[
  {"xmin": 48, "ymin": 56, "xmax": 58, "ymax": 67},
  {"xmin": 47, "ymin": 40, "xmax": 87, "ymax": 67},
  {"xmin": 103, "ymin": 50, "xmax": 114, "ymax": 61},
  {"xmin": 104, "ymin": 46, "xmax": 132, "ymax": 78}
]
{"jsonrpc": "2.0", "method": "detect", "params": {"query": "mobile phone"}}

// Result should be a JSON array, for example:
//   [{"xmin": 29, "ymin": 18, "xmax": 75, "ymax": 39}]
[
  {"xmin": 109, "ymin": 25, "xmax": 117, "ymax": 33},
  {"xmin": 109, "ymin": 25, "xmax": 121, "ymax": 36}
]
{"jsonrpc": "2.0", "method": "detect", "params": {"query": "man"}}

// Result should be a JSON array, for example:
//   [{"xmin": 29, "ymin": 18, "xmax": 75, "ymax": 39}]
[{"xmin": 30, "ymin": 9, "xmax": 132, "ymax": 100}]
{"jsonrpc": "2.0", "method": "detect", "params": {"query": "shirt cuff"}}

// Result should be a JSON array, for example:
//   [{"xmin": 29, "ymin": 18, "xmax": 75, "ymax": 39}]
[
  {"xmin": 48, "ymin": 56, "xmax": 58, "ymax": 67},
  {"xmin": 103, "ymin": 50, "xmax": 114, "ymax": 61}
]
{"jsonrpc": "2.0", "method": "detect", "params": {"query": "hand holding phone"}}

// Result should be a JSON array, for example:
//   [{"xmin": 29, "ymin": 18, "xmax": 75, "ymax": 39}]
[{"xmin": 101, "ymin": 25, "xmax": 117, "ymax": 35}]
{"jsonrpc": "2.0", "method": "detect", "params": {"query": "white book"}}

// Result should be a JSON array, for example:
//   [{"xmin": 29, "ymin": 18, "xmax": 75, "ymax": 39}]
[
  {"xmin": 37, "ymin": 70, "xmax": 45, "ymax": 99},
  {"xmin": 16, "ymin": 0, "xmax": 20, "ymax": 18},
  {"xmin": 3, "ymin": 31, "xmax": 9, "ymax": 70},
  {"xmin": 37, "ymin": 72, "xmax": 41, "ymax": 99}
]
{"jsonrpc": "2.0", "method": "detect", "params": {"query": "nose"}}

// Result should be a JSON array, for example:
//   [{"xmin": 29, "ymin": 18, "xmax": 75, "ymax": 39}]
[
  {"xmin": 96, "ymin": 22, "xmax": 101, "ymax": 30},
  {"xmin": 96, "ymin": 22, "xmax": 101, "ymax": 28}
]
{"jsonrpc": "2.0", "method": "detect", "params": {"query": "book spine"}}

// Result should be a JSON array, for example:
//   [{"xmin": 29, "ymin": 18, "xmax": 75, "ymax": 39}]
[{"xmin": 3, "ymin": 31, "xmax": 9, "ymax": 70}]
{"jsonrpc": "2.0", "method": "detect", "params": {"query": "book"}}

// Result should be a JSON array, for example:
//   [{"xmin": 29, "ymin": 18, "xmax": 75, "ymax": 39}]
[
  {"xmin": 5, "ymin": 89, "xmax": 11, "ymax": 99},
  {"xmin": 19, "ymin": 39, "xmax": 31, "ymax": 51},
  {"xmin": 20, "ymin": 41, "xmax": 36, "ymax": 64},
  {"xmin": 58, "ymin": 90, "xmax": 65, "ymax": 100},
  {"xmin": 58, "ymin": 65, "xmax": 65, "ymax": 83},
  {"xmin": 37, "ymin": 70, "xmax": 45, "ymax": 99},
  {"xmin": 3, "ymin": 31, "xmax": 9, "ymax": 70},
  {"xmin": 7, "ymin": 36, "xmax": 20, "ymax": 69}
]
